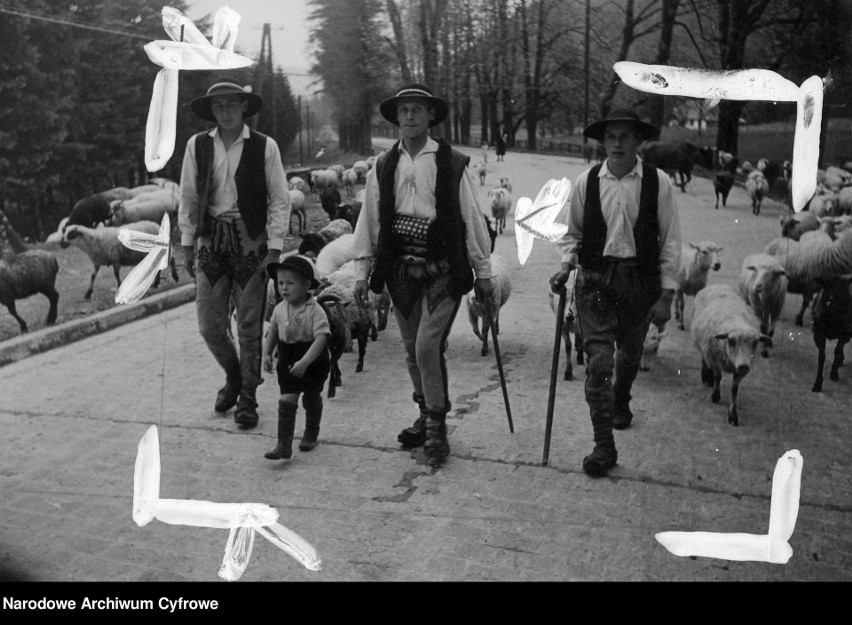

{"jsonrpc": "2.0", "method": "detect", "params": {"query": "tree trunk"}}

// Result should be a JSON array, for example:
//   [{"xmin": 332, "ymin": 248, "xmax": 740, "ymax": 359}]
[
  {"xmin": 647, "ymin": 0, "xmax": 680, "ymax": 130},
  {"xmin": 386, "ymin": 0, "xmax": 412, "ymax": 82},
  {"xmin": 599, "ymin": 0, "xmax": 635, "ymax": 118}
]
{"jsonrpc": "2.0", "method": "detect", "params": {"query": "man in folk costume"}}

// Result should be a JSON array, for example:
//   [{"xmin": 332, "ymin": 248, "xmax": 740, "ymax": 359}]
[
  {"xmin": 352, "ymin": 84, "xmax": 494, "ymax": 464},
  {"xmin": 550, "ymin": 109, "xmax": 682, "ymax": 477},
  {"xmin": 179, "ymin": 76, "xmax": 291, "ymax": 429}
]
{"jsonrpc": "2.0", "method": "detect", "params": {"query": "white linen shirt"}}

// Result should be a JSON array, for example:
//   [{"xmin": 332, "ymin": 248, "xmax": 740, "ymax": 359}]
[
  {"xmin": 178, "ymin": 124, "xmax": 290, "ymax": 251},
  {"xmin": 350, "ymin": 137, "xmax": 492, "ymax": 281},
  {"xmin": 554, "ymin": 157, "xmax": 682, "ymax": 291}
]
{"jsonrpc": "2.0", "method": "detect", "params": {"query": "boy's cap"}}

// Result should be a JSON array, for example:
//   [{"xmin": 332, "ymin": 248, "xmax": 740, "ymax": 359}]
[{"xmin": 267, "ymin": 254, "xmax": 320, "ymax": 289}]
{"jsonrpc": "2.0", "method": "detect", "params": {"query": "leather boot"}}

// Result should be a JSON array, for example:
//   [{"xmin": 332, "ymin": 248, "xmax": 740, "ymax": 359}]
[
  {"xmin": 234, "ymin": 391, "xmax": 259, "ymax": 428},
  {"xmin": 299, "ymin": 394, "xmax": 322, "ymax": 452},
  {"xmin": 424, "ymin": 409, "xmax": 450, "ymax": 464},
  {"xmin": 214, "ymin": 371, "xmax": 242, "ymax": 412},
  {"xmin": 265, "ymin": 400, "xmax": 297, "ymax": 460},
  {"xmin": 397, "ymin": 393, "xmax": 428, "ymax": 448}
]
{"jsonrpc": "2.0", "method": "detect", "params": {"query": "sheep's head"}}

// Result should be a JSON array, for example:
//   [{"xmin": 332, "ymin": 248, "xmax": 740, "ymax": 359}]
[
  {"xmin": 713, "ymin": 329, "xmax": 770, "ymax": 375},
  {"xmin": 689, "ymin": 242, "xmax": 723, "ymax": 271},
  {"xmin": 60, "ymin": 226, "xmax": 81, "ymax": 249}
]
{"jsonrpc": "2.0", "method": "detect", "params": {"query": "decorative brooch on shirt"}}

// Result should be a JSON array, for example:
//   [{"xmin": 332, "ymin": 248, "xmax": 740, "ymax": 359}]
[{"xmin": 402, "ymin": 166, "xmax": 417, "ymax": 196}]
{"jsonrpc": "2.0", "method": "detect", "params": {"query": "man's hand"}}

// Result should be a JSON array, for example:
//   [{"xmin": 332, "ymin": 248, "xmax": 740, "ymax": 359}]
[
  {"xmin": 549, "ymin": 263, "xmax": 575, "ymax": 294},
  {"xmin": 649, "ymin": 288, "xmax": 675, "ymax": 331},
  {"xmin": 261, "ymin": 249, "xmax": 281, "ymax": 274},
  {"xmin": 182, "ymin": 245, "xmax": 195, "ymax": 278},
  {"xmin": 354, "ymin": 279, "xmax": 369, "ymax": 307}
]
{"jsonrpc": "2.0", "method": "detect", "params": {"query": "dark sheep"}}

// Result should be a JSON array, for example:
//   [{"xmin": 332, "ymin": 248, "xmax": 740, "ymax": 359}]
[
  {"xmin": 639, "ymin": 141, "xmax": 715, "ymax": 192},
  {"xmin": 320, "ymin": 187, "xmax": 342, "ymax": 220},
  {"xmin": 811, "ymin": 277, "xmax": 852, "ymax": 392},
  {"xmin": 66, "ymin": 194, "xmax": 113, "ymax": 230}
]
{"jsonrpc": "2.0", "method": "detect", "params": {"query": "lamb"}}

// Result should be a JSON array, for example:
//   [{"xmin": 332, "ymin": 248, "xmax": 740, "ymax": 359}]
[
  {"xmin": 807, "ymin": 191, "xmax": 837, "ymax": 218},
  {"xmin": 747, "ymin": 170, "xmax": 769, "ymax": 216},
  {"xmin": 352, "ymin": 160, "xmax": 369, "ymax": 181},
  {"xmin": 738, "ymin": 253, "xmax": 788, "ymax": 357},
  {"xmin": 487, "ymin": 187, "xmax": 512, "ymax": 234},
  {"xmin": 327, "ymin": 164, "xmax": 345, "ymax": 180},
  {"xmin": 0, "ymin": 210, "xmax": 59, "ymax": 334},
  {"xmin": 60, "ymin": 221, "xmax": 177, "ymax": 299},
  {"xmin": 837, "ymin": 186, "xmax": 852, "ymax": 215},
  {"xmin": 691, "ymin": 283, "xmax": 772, "ymax": 426},
  {"xmin": 473, "ymin": 161, "xmax": 486, "ymax": 186},
  {"xmin": 673, "ymin": 241, "xmax": 723, "ymax": 330},
  {"xmin": 288, "ymin": 176, "xmax": 310, "ymax": 196},
  {"xmin": 639, "ymin": 324, "xmax": 666, "ymax": 372},
  {"xmin": 465, "ymin": 252, "xmax": 511, "ymax": 356},
  {"xmin": 547, "ymin": 269, "xmax": 583, "ymax": 380},
  {"xmin": 810, "ymin": 277, "xmax": 852, "ymax": 392},
  {"xmin": 341, "ymin": 168, "xmax": 358, "ymax": 198},
  {"xmin": 315, "ymin": 233, "xmax": 356, "ymax": 277},
  {"xmin": 288, "ymin": 189, "xmax": 306, "ymax": 234},
  {"xmin": 311, "ymin": 169, "xmax": 339, "ymax": 195},
  {"xmin": 297, "ymin": 221, "xmax": 354, "ymax": 259},
  {"xmin": 823, "ymin": 166, "xmax": 851, "ymax": 192},
  {"xmin": 499, "ymin": 177, "xmax": 512, "ymax": 193}
]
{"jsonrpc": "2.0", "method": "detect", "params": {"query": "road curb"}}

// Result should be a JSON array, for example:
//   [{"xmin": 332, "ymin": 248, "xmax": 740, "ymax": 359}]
[{"xmin": 0, "ymin": 284, "xmax": 197, "ymax": 367}]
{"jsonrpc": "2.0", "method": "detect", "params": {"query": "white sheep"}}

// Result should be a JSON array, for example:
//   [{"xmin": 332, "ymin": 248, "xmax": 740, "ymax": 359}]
[
  {"xmin": 673, "ymin": 241, "xmax": 723, "ymax": 330},
  {"xmin": 288, "ymin": 189, "xmax": 306, "ymax": 234},
  {"xmin": 808, "ymin": 190, "xmax": 837, "ymax": 218},
  {"xmin": 0, "ymin": 211, "xmax": 59, "ymax": 334},
  {"xmin": 746, "ymin": 170, "xmax": 769, "ymax": 216},
  {"xmin": 327, "ymin": 164, "xmax": 345, "ymax": 179},
  {"xmin": 341, "ymin": 168, "xmax": 358, "ymax": 198},
  {"xmin": 352, "ymin": 160, "xmax": 369, "ymax": 181},
  {"xmin": 547, "ymin": 269, "xmax": 583, "ymax": 380},
  {"xmin": 823, "ymin": 166, "xmax": 851, "ymax": 191},
  {"xmin": 837, "ymin": 186, "xmax": 852, "ymax": 215},
  {"xmin": 126, "ymin": 184, "xmax": 160, "ymax": 198},
  {"xmin": 288, "ymin": 176, "xmax": 310, "ymax": 195},
  {"xmin": 499, "ymin": 177, "xmax": 512, "ymax": 193},
  {"xmin": 61, "ymin": 221, "xmax": 177, "ymax": 299},
  {"xmin": 765, "ymin": 229, "xmax": 836, "ymax": 326},
  {"xmin": 465, "ymin": 252, "xmax": 511, "ymax": 356},
  {"xmin": 780, "ymin": 211, "xmax": 819, "ymax": 240},
  {"xmin": 46, "ymin": 217, "xmax": 69, "ymax": 244},
  {"xmin": 315, "ymin": 232, "xmax": 355, "ymax": 277},
  {"xmin": 691, "ymin": 283, "xmax": 772, "ymax": 426},
  {"xmin": 639, "ymin": 324, "xmax": 666, "ymax": 372},
  {"xmin": 311, "ymin": 169, "xmax": 339, "ymax": 194},
  {"xmin": 487, "ymin": 187, "xmax": 512, "ymax": 234},
  {"xmin": 738, "ymin": 253, "xmax": 788, "ymax": 357}
]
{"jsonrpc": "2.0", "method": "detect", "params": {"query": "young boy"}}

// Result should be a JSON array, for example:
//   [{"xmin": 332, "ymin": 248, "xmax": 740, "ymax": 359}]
[{"xmin": 263, "ymin": 255, "xmax": 330, "ymax": 460}]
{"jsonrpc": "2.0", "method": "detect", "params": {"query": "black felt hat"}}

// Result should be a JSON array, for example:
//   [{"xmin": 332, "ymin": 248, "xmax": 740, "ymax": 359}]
[
  {"xmin": 266, "ymin": 254, "xmax": 320, "ymax": 290},
  {"xmin": 583, "ymin": 108, "xmax": 660, "ymax": 142},
  {"xmin": 190, "ymin": 76, "xmax": 263, "ymax": 123},
  {"xmin": 379, "ymin": 83, "xmax": 449, "ymax": 127}
]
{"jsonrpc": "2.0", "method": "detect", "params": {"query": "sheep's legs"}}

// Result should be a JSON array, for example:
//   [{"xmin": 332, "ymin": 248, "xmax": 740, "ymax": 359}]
[
  {"xmin": 562, "ymin": 326, "xmax": 574, "ymax": 381},
  {"xmin": 43, "ymin": 286, "xmax": 59, "ymax": 325},
  {"xmin": 480, "ymin": 323, "xmax": 490, "ymax": 357},
  {"xmin": 795, "ymin": 290, "xmax": 813, "ymax": 327},
  {"xmin": 4, "ymin": 301, "xmax": 28, "ymax": 333},
  {"xmin": 355, "ymin": 328, "xmax": 368, "ymax": 373},
  {"xmin": 728, "ymin": 371, "xmax": 743, "ymax": 426},
  {"xmin": 711, "ymin": 370, "xmax": 722, "ymax": 403},
  {"xmin": 813, "ymin": 334, "xmax": 826, "ymax": 392},
  {"xmin": 85, "ymin": 264, "xmax": 101, "ymax": 299},
  {"xmin": 700, "ymin": 360, "xmax": 715, "ymax": 387},
  {"xmin": 829, "ymin": 338, "xmax": 848, "ymax": 382}
]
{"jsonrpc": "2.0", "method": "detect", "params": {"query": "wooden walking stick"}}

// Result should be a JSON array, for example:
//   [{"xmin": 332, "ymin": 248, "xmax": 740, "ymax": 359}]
[
  {"xmin": 542, "ymin": 286, "xmax": 566, "ymax": 465},
  {"xmin": 486, "ymin": 310, "xmax": 514, "ymax": 433}
]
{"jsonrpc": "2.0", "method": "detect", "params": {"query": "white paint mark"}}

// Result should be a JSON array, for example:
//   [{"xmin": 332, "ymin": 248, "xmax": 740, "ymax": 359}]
[
  {"xmin": 115, "ymin": 213, "xmax": 171, "ymax": 304},
  {"xmin": 133, "ymin": 425, "xmax": 321, "ymax": 580},
  {"xmin": 514, "ymin": 178, "xmax": 571, "ymax": 265},
  {"xmin": 792, "ymin": 76, "xmax": 823, "ymax": 212},
  {"xmin": 656, "ymin": 450, "xmax": 802, "ymax": 564},
  {"xmin": 144, "ymin": 7, "xmax": 253, "ymax": 172}
]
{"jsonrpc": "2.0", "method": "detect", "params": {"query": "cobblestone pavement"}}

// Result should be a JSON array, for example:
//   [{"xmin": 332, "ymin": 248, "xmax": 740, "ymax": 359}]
[{"xmin": 1, "ymin": 144, "xmax": 850, "ymax": 584}]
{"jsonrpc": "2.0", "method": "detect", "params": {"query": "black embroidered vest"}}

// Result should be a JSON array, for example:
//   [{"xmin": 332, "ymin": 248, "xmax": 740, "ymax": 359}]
[
  {"xmin": 194, "ymin": 129, "xmax": 269, "ymax": 241},
  {"xmin": 578, "ymin": 161, "xmax": 661, "ymax": 280},
  {"xmin": 369, "ymin": 138, "xmax": 474, "ymax": 298}
]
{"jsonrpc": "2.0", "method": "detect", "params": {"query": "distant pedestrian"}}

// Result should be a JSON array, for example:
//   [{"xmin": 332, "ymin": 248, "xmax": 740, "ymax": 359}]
[
  {"xmin": 495, "ymin": 133, "xmax": 507, "ymax": 162},
  {"xmin": 550, "ymin": 108, "xmax": 682, "ymax": 477},
  {"xmin": 481, "ymin": 141, "xmax": 489, "ymax": 164},
  {"xmin": 263, "ymin": 255, "xmax": 330, "ymax": 460},
  {"xmin": 178, "ymin": 76, "xmax": 291, "ymax": 430}
]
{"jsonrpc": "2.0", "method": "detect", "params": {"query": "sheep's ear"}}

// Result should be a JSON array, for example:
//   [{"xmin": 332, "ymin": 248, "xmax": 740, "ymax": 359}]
[
  {"xmin": 775, "ymin": 269, "xmax": 787, "ymax": 276},
  {"xmin": 759, "ymin": 335, "xmax": 773, "ymax": 347},
  {"xmin": 688, "ymin": 242, "xmax": 698, "ymax": 250},
  {"xmin": 746, "ymin": 265, "xmax": 756, "ymax": 271},
  {"xmin": 713, "ymin": 333, "xmax": 729, "ymax": 340}
]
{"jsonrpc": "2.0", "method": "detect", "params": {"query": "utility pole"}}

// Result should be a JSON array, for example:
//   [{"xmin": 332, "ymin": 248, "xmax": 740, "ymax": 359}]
[
  {"xmin": 259, "ymin": 23, "xmax": 278, "ymax": 139},
  {"xmin": 583, "ymin": 0, "xmax": 590, "ymax": 147},
  {"xmin": 298, "ymin": 95, "xmax": 304, "ymax": 164},
  {"xmin": 306, "ymin": 103, "xmax": 312, "ymax": 157}
]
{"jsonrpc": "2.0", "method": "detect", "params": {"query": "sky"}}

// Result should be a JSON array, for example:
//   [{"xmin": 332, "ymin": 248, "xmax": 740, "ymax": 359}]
[{"xmin": 185, "ymin": 0, "xmax": 318, "ymax": 96}]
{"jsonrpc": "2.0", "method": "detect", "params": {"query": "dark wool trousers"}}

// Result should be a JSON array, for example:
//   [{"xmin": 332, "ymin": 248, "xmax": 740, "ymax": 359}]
[
  {"xmin": 194, "ymin": 218, "xmax": 268, "ymax": 401},
  {"xmin": 574, "ymin": 262, "xmax": 660, "ymax": 449}
]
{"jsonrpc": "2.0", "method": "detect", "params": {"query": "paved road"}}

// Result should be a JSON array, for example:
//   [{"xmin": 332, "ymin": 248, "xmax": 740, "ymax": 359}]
[{"xmin": 1, "ymin": 143, "xmax": 850, "ymax": 583}]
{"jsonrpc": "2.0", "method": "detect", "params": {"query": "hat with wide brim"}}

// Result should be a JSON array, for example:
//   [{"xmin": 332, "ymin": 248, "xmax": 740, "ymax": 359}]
[
  {"xmin": 379, "ymin": 83, "xmax": 449, "ymax": 128},
  {"xmin": 190, "ymin": 77, "xmax": 263, "ymax": 123},
  {"xmin": 267, "ymin": 255, "xmax": 321, "ymax": 290},
  {"xmin": 583, "ymin": 108, "xmax": 660, "ymax": 142}
]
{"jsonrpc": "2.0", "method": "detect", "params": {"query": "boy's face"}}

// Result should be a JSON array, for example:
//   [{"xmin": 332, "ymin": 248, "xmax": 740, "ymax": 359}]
[
  {"xmin": 396, "ymin": 97, "xmax": 435, "ymax": 141},
  {"xmin": 210, "ymin": 94, "xmax": 248, "ymax": 132},
  {"xmin": 277, "ymin": 268, "xmax": 310, "ymax": 302}
]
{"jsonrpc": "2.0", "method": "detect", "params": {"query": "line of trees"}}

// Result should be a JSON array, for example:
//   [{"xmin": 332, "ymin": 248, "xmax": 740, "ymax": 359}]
[
  {"xmin": 0, "ymin": 0, "xmax": 300, "ymax": 240},
  {"xmin": 309, "ymin": 0, "xmax": 851, "ymax": 155}
]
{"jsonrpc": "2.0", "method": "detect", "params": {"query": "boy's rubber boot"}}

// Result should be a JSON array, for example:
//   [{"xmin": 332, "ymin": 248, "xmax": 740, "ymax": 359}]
[
  {"xmin": 299, "ymin": 394, "xmax": 322, "ymax": 452},
  {"xmin": 265, "ymin": 400, "xmax": 297, "ymax": 460}
]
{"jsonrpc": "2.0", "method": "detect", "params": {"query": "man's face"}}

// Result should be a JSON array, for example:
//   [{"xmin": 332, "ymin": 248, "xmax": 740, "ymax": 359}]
[
  {"xmin": 396, "ymin": 98, "xmax": 435, "ymax": 140},
  {"xmin": 603, "ymin": 121, "xmax": 641, "ymax": 171},
  {"xmin": 210, "ymin": 94, "xmax": 248, "ymax": 131}
]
